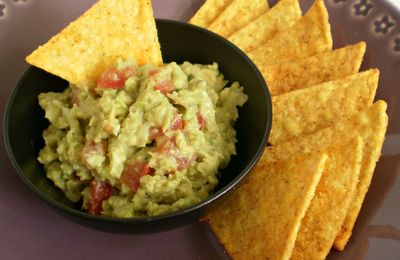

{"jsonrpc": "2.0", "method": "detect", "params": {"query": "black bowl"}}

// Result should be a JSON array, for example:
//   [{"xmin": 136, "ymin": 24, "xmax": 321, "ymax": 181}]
[{"xmin": 3, "ymin": 19, "xmax": 272, "ymax": 233}]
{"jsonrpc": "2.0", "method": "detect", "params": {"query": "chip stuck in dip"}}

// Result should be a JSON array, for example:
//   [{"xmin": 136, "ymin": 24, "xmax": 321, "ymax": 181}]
[{"xmin": 37, "ymin": 61, "xmax": 247, "ymax": 217}]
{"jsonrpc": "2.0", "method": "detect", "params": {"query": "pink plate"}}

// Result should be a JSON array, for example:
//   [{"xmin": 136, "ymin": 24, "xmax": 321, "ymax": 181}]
[{"xmin": 0, "ymin": 0, "xmax": 399, "ymax": 259}]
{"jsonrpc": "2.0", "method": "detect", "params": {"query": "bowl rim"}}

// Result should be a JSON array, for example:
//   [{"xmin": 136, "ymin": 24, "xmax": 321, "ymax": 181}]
[{"xmin": 3, "ymin": 18, "xmax": 272, "ymax": 224}]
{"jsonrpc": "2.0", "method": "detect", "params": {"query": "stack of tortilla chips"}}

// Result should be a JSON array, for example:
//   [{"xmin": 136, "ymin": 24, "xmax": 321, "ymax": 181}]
[
  {"xmin": 25, "ymin": 0, "xmax": 388, "ymax": 258},
  {"xmin": 190, "ymin": 0, "xmax": 388, "ymax": 259}
]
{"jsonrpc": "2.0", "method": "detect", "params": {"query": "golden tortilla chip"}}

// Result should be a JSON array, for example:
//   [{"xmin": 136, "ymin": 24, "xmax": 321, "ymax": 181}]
[
  {"xmin": 248, "ymin": 0, "xmax": 332, "ymax": 70},
  {"xmin": 228, "ymin": 0, "xmax": 301, "ymax": 53},
  {"xmin": 208, "ymin": 0, "xmax": 269, "ymax": 38},
  {"xmin": 265, "ymin": 101, "xmax": 388, "ymax": 251},
  {"xmin": 334, "ymin": 103, "xmax": 388, "ymax": 250},
  {"xmin": 265, "ymin": 42, "xmax": 366, "ymax": 96},
  {"xmin": 208, "ymin": 152, "xmax": 328, "ymax": 260},
  {"xmin": 291, "ymin": 138, "xmax": 363, "ymax": 260},
  {"xmin": 265, "ymin": 101, "xmax": 387, "ymax": 163},
  {"xmin": 270, "ymin": 69, "xmax": 379, "ymax": 145},
  {"xmin": 189, "ymin": 0, "xmax": 234, "ymax": 28},
  {"xmin": 26, "ymin": 0, "xmax": 162, "ymax": 87}
]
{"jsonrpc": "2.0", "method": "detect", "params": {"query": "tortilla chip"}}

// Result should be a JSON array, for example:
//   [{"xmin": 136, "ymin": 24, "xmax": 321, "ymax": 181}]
[
  {"xmin": 265, "ymin": 101, "xmax": 387, "ymax": 163},
  {"xmin": 228, "ymin": 0, "xmax": 302, "ymax": 53},
  {"xmin": 189, "ymin": 0, "xmax": 234, "ymax": 28},
  {"xmin": 208, "ymin": 0, "xmax": 269, "ymax": 38},
  {"xmin": 26, "ymin": 0, "xmax": 162, "ymax": 87},
  {"xmin": 208, "ymin": 152, "xmax": 328, "ymax": 260},
  {"xmin": 291, "ymin": 138, "xmax": 363, "ymax": 260},
  {"xmin": 265, "ymin": 42, "xmax": 366, "ymax": 96},
  {"xmin": 270, "ymin": 69, "xmax": 379, "ymax": 145},
  {"xmin": 265, "ymin": 101, "xmax": 388, "ymax": 251},
  {"xmin": 334, "ymin": 104, "xmax": 388, "ymax": 250},
  {"xmin": 248, "ymin": 0, "xmax": 332, "ymax": 70}
]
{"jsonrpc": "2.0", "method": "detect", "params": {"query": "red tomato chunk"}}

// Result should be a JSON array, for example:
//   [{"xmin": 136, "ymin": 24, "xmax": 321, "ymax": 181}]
[
  {"xmin": 154, "ymin": 79, "xmax": 174, "ymax": 95},
  {"xmin": 197, "ymin": 112, "xmax": 206, "ymax": 130},
  {"xmin": 148, "ymin": 69, "xmax": 159, "ymax": 78},
  {"xmin": 170, "ymin": 117, "xmax": 183, "ymax": 131},
  {"xmin": 90, "ymin": 180, "xmax": 112, "ymax": 215},
  {"xmin": 149, "ymin": 127, "xmax": 164, "ymax": 141},
  {"xmin": 97, "ymin": 66, "xmax": 136, "ymax": 89},
  {"xmin": 81, "ymin": 140, "xmax": 108, "ymax": 169},
  {"xmin": 155, "ymin": 137, "xmax": 193, "ymax": 171},
  {"xmin": 120, "ymin": 161, "xmax": 155, "ymax": 192}
]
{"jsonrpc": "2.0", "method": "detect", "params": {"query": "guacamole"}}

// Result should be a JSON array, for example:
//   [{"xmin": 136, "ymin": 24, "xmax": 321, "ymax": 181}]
[{"xmin": 38, "ymin": 61, "xmax": 247, "ymax": 217}]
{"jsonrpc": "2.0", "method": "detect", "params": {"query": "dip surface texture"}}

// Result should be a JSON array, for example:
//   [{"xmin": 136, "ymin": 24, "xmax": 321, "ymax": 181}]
[{"xmin": 37, "ymin": 61, "xmax": 247, "ymax": 217}]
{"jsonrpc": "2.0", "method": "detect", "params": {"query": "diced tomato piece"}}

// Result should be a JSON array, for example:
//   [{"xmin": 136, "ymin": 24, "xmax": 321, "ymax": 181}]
[
  {"xmin": 154, "ymin": 80, "xmax": 174, "ymax": 95},
  {"xmin": 155, "ymin": 137, "xmax": 175, "ymax": 154},
  {"xmin": 170, "ymin": 117, "xmax": 183, "ymax": 131},
  {"xmin": 197, "ymin": 112, "xmax": 205, "ymax": 130},
  {"xmin": 120, "ymin": 161, "xmax": 155, "ymax": 192},
  {"xmin": 89, "ymin": 180, "xmax": 112, "ymax": 215},
  {"xmin": 120, "ymin": 66, "xmax": 136, "ymax": 79},
  {"xmin": 81, "ymin": 140, "xmax": 108, "ymax": 169},
  {"xmin": 174, "ymin": 153, "xmax": 196, "ymax": 171},
  {"xmin": 174, "ymin": 154, "xmax": 190, "ymax": 171},
  {"xmin": 97, "ymin": 67, "xmax": 125, "ymax": 89},
  {"xmin": 154, "ymin": 137, "xmax": 193, "ymax": 171},
  {"xmin": 97, "ymin": 66, "xmax": 136, "ymax": 89},
  {"xmin": 149, "ymin": 127, "xmax": 164, "ymax": 142},
  {"xmin": 148, "ymin": 116, "xmax": 183, "ymax": 144},
  {"xmin": 148, "ymin": 69, "xmax": 159, "ymax": 78}
]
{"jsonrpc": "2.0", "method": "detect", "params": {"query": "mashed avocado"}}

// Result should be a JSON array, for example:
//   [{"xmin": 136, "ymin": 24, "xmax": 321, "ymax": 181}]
[{"xmin": 38, "ymin": 60, "xmax": 247, "ymax": 217}]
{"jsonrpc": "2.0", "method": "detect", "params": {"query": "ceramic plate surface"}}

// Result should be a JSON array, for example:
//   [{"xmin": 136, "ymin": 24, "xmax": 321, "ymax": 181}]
[{"xmin": 0, "ymin": 0, "xmax": 399, "ymax": 259}]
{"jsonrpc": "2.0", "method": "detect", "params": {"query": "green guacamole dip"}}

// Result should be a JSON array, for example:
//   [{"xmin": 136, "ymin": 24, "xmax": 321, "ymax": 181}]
[{"xmin": 38, "ymin": 61, "xmax": 247, "ymax": 217}]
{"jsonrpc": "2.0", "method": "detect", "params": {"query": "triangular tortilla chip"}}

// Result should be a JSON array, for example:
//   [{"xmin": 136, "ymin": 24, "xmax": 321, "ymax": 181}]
[
  {"xmin": 208, "ymin": 152, "xmax": 328, "ymax": 260},
  {"xmin": 291, "ymin": 138, "xmax": 363, "ymax": 260},
  {"xmin": 265, "ymin": 42, "xmax": 366, "ymax": 95},
  {"xmin": 26, "ymin": 0, "xmax": 162, "ymax": 87},
  {"xmin": 208, "ymin": 0, "xmax": 269, "ymax": 38},
  {"xmin": 270, "ymin": 69, "xmax": 379, "ymax": 145},
  {"xmin": 228, "ymin": 0, "xmax": 302, "ymax": 53},
  {"xmin": 334, "ymin": 103, "xmax": 388, "ymax": 250},
  {"xmin": 248, "ymin": 0, "xmax": 332, "ymax": 70},
  {"xmin": 189, "ymin": 0, "xmax": 234, "ymax": 28},
  {"xmin": 265, "ymin": 101, "xmax": 388, "ymax": 251}
]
